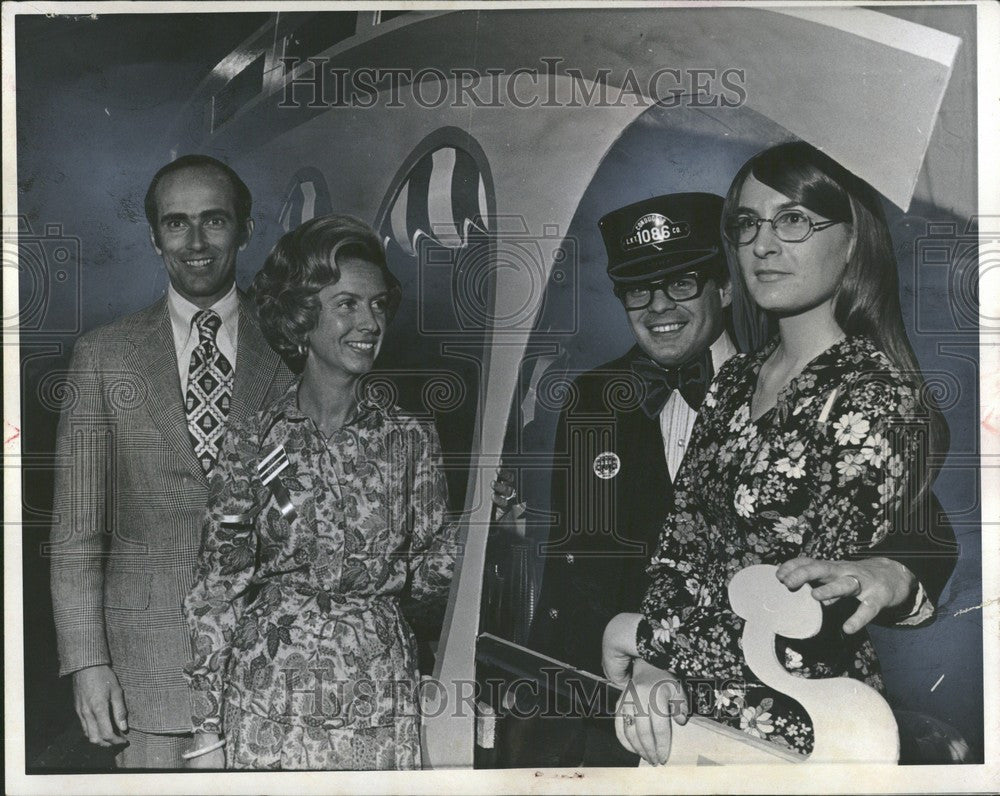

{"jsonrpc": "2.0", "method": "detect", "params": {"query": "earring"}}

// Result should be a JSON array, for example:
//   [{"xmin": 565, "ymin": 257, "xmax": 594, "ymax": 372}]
[{"xmin": 297, "ymin": 343, "xmax": 308, "ymax": 359}]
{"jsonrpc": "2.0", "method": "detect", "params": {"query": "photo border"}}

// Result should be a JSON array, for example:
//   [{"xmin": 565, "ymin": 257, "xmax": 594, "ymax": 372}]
[{"xmin": 3, "ymin": 1, "xmax": 997, "ymax": 792}]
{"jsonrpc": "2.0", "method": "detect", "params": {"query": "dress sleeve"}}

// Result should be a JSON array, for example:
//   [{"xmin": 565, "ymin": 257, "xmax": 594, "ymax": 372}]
[
  {"xmin": 802, "ymin": 377, "xmax": 942, "ymax": 626},
  {"xmin": 847, "ymin": 472, "xmax": 955, "ymax": 627},
  {"xmin": 182, "ymin": 424, "xmax": 260, "ymax": 734},
  {"xmin": 801, "ymin": 376, "xmax": 929, "ymax": 561},
  {"xmin": 405, "ymin": 422, "xmax": 458, "ymax": 604},
  {"xmin": 636, "ymin": 373, "xmax": 929, "ymax": 679}
]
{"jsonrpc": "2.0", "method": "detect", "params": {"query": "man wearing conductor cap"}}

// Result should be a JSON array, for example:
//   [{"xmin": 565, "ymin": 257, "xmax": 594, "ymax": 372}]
[{"xmin": 495, "ymin": 192, "xmax": 738, "ymax": 766}]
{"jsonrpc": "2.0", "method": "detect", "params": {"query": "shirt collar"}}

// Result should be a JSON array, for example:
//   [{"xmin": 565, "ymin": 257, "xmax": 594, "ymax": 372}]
[
  {"xmin": 167, "ymin": 282, "xmax": 239, "ymax": 350},
  {"xmin": 264, "ymin": 379, "xmax": 386, "ymax": 430},
  {"xmin": 710, "ymin": 330, "xmax": 738, "ymax": 372},
  {"xmin": 268, "ymin": 381, "xmax": 306, "ymax": 423}
]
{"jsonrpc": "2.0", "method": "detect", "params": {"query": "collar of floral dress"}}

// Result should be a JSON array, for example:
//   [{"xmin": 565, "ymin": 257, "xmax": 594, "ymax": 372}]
[
  {"xmin": 262, "ymin": 379, "xmax": 388, "ymax": 433},
  {"xmin": 735, "ymin": 335, "xmax": 888, "ymax": 427},
  {"xmin": 748, "ymin": 334, "xmax": 879, "ymax": 382}
]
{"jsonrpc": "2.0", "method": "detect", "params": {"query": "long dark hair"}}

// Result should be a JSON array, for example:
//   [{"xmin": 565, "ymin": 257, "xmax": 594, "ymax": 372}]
[{"xmin": 722, "ymin": 141, "xmax": 949, "ymax": 468}]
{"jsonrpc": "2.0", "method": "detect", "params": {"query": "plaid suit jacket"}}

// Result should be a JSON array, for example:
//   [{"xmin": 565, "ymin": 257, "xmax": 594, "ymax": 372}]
[{"xmin": 50, "ymin": 292, "xmax": 294, "ymax": 733}]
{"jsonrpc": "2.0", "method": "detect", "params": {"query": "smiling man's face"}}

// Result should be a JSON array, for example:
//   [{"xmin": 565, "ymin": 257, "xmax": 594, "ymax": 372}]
[
  {"xmin": 149, "ymin": 164, "xmax": 252, "ymax": 308},
  {"xmin": 625, "ymin": 274, "xmax": 731, "ymax": 367}
]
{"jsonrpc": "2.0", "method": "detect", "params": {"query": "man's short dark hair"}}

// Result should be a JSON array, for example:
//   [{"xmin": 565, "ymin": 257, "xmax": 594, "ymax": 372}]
[{"xmin": 144, "ymin": 154, "xmax": 253, "ymax": 244}]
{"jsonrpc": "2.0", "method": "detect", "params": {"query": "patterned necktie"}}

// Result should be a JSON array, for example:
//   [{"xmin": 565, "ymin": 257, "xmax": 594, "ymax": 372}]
[
  {"xmin": 631, "ymin": 350, "xmax": 714, "ymax": 418},
  {"xmin": 185, "ymin": 309, "xmax": 233, "ymax": 473}
]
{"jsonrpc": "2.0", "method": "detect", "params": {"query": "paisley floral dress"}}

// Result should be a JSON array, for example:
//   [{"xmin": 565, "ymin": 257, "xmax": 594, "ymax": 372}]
[
  {"xmin": 636, "ymin": 335, "xmax": 931, "ymax": 755},
  {"xmin": 183, "ymin": 383, "xmax": 457, "ymax": 770}
]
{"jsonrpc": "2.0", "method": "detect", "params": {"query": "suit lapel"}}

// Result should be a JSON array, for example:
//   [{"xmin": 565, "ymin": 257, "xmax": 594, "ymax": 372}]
[
  {"xmin": 617, "ymin": 353, "xmax": 674, "ymax": 551},
  {"xmin": 230, "ymin": 292, "xmax": 283, "ymax": 426},
  {"xmin": 123, "ymin": 299, "xmax": 206, "ymax": 481},
  {"xmin": 619, "ymin": 400, "xmax": 673, "ymax": 495}
]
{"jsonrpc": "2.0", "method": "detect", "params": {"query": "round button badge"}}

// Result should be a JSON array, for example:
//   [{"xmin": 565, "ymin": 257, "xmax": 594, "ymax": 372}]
[{"xmin": 593, "ymin": 451, "xmax": 621, "ymax": 480}]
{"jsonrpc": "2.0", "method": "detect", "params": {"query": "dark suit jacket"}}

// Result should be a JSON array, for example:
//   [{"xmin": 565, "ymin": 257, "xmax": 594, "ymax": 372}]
[
  {"xmin": 49, "ymin": 293, "xmax": 293, "ymax": 733},
  {"xmin": 529, "ymin": 345, "xmax": 671, "ymax": 677}
]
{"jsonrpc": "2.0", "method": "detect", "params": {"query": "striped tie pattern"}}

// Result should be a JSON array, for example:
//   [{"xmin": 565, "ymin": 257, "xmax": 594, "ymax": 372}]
[{"xmin": 185, "ymin": 309, "xmax": 233, "ymax": 473}]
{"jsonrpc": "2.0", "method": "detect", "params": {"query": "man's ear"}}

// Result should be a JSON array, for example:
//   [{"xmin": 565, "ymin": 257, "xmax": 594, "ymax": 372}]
[
  {"xmin": 719, "ymin": 279, "xmax": 733, "ymax": 309},
  {"xmin": 240, "ymin": 218, "xmax": 255, "ymax": 251},
  {"xmin": 149, "ymin": 226, "xmax": 162, "ymax": 256}
]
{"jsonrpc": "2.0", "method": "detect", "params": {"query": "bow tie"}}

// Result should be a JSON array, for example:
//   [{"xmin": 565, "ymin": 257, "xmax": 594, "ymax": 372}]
[{"xmin": 630, "ymin": 351, "xmax": 714, "ymax": 418}]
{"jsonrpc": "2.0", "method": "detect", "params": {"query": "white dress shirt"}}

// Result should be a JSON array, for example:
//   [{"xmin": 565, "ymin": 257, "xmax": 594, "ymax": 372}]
[
  {"xmin": 659, "ymin": 331, "xmax": 738, "ymax": 481},
  {"xmin": 167, "ymin": 283, "xmax": 239, "ymax": 394}
]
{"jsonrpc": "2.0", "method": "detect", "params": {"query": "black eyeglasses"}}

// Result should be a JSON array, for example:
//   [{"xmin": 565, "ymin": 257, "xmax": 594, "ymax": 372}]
[
  {"xmin": 723, "ymin": 209, "xmax": 843, "ymax": 245},
  {"xmin": 613, "ymin": 271, "xmax": 711, "ymax": 310}
]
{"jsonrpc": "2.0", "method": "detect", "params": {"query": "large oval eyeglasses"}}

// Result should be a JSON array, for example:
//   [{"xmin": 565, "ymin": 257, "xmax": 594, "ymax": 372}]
[{"xmin": 723, "ymin": 210, "xmax": 843, "ymax": 245}]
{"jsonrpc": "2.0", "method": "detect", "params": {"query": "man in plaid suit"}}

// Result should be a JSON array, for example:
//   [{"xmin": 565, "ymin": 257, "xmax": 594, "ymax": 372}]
[{"xmin": 49, "ymin": 155, "xmax": 293, "ymax": 768}]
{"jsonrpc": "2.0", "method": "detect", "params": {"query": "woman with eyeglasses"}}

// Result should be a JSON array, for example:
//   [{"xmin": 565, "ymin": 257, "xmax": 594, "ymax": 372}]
[{"xmin": 601, "ymin": 141, "xmax": 952, "ymax": 763}]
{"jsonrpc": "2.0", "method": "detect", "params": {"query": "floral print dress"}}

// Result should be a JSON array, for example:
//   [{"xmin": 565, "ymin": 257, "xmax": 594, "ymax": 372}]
[
  {"xmin": 183, "ymin": 383, "xmax": 457, "ymax": 770},
  {"xmin": 636, "ymin": 335, "xmax": 930, "ymax": 755}
]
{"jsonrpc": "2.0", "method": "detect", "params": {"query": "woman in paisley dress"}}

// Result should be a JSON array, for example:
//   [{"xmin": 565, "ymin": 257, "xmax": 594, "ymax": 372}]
[
  {"xmin": 602, "ymin": 142, "xmax": 949, "ymax": 763},
  {"xmin": 182, "ymin": 215, "xmax": 456, "ymax": 769}
]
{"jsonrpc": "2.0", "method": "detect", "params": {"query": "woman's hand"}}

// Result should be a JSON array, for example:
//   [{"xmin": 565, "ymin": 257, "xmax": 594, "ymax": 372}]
[
  {"xmin": 185, "ymin": 732, "xmax": 225, "ymax": 769},
  {"xmin": 491, "ymin": 468, "xmax": 526, "ymax": 537},
  {"xmin": 491, "ymin": 468, "xmax": 517, "ymax": 512},
  {"xmin": 601, "ymin": 612, "xmax": 642, "ymax": 685},
  {"xmin": 776, "ymin": 556, "xmax": 917, "ymax": 634},
  {"xmin": 614, "ymin": 659, "xmax": 688, "ymax": 766}
]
